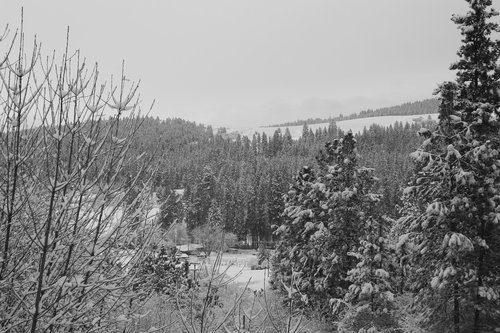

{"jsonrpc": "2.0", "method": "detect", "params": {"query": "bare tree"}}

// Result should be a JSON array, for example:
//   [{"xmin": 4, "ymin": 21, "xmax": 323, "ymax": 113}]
[{"xmin": 0, "ymin": 18, "xmax": 159, "ymax": 332}]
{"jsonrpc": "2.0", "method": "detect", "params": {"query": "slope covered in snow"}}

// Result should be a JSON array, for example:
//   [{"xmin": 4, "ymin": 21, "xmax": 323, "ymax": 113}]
[{"xmin": 230, "ymin": 114, "xmax": 438, "ymax": 140}]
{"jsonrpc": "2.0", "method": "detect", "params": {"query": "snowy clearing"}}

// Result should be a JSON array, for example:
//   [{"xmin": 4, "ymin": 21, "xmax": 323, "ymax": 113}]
[{"xmin": 196, "ymin": 250, "xmax": 271, "ymax": 291}]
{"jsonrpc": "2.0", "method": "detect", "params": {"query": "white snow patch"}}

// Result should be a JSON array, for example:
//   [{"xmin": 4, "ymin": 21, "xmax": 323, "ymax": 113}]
[{"xmin": 204, "ymin": 250, "xmax": 270, "ymax": 291}]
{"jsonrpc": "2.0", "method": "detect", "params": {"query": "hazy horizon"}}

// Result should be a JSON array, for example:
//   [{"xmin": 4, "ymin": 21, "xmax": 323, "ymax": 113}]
[{"xmin": 2, "ymin": 1, "xmax": 487, "ymax": 128}]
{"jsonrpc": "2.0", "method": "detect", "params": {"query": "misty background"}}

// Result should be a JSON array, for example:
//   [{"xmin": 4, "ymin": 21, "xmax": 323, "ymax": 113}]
[{"xmin": 1, "ymin": 0, "xmax": 477, "ymax": 128}]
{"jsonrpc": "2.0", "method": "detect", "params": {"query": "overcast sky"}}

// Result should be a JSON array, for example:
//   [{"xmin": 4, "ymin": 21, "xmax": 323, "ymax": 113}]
[{"xmin": 1, "ymin": 1, "xmax": 493, "ymax": 128}]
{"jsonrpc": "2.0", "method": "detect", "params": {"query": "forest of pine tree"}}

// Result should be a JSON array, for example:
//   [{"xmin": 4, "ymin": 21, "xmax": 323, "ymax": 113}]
[{"xmin": 124, "ymin": 116, "xmax": 430, "ymax": 245}]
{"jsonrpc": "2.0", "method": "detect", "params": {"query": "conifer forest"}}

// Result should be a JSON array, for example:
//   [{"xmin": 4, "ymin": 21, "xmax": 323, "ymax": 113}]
[{"xmin": 1, "ymin": 0, "xmax": 500, "ymax": 332}]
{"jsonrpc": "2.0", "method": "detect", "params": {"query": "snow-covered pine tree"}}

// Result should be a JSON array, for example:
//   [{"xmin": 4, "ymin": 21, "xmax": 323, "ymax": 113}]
[
  {"xmin": 273, "ymin": 165, "xmax": 321, "ymax": 292},
  {"xmin": 207, "ymin": 198, "xmax": 224, "ymax": 228},
  {"xmin": 397, "ymin": 1, "xmax": 500, "ymax": 332},
  {"xmin": 315, "ymin": 133, "xmax": 379, "ymax": 301},
  {"xmin": 273, "ymin": 132, "xmax": 387, "ymax": 319},
  {"xmin": 185, "ymin": 167, "xmax": 216, "ymax": 230},
  {"xmin": 345, "ymin": 213, "xmax": 395, "ymax": 331},
  {"xmin": 269, "ymin": 173, "xmax": 286, "ymax": 229},
  {"xmin": 158, "ymin": 189, "xmax": 184, "ymax": 229}
]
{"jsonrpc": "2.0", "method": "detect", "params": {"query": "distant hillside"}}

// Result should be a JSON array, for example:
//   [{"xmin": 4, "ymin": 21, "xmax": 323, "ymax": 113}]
[
  {"xmin": 230, "ymin": 113, "xmax": 438, "ymax": 141},
  {"xmin": 267, "ymin": 98, "xmax": 439, "ymax": 127}
]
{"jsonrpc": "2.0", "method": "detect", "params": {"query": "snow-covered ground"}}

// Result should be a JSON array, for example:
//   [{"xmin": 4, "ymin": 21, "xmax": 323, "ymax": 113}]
[
  {"xmin": 198, "ymin": 250, "xmax": 270, "ymax": 291},
  {"xmin": 230, "ymin": 113, "xmax": 438, "ymax": 140},
  {"xmin": 222, "ymin": 264, "xmax": 270, "ymax": 291}
]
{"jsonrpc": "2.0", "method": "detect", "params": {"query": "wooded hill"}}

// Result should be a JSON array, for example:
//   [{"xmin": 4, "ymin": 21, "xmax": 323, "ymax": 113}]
[
  {"xmin": 267, "ymin": 98, "xmax": 439, "ymax": 127},
  {"xmin": 126, "ymin": 115, "xmax": 434, "ymax": 243}
]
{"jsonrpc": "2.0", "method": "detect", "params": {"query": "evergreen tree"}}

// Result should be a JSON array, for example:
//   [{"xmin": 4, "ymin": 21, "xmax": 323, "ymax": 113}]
[
  {"xmin": 273, "ymin": 165, "xmax": 321, "ymax": 299},
  {"xmin": 207, "ymin": 199, "xmax": 224, "ymax": 228},
  {"xmin": 301, "ymin": 123, "xmax": 309, "ymax": 141},
  {"xmin": 269, "ymin": 172, "xmax": 286, "ymax": 234},
  {"xmin": 273, "ymin": 133, "xmax": 386, "ymax": 318},
  {"xmin": 261, "ymin": 132, "xmax": 269, "ymax": 156},
  {"xmin": 186, "ymin": 167, "xmax": 216, "ymax": 230},
  {"xmin": 283, "ymin": 128, "xmax": 294, "ymax": 151},
  {"xmin": 450, "ymin": 0, "xmax": 500, "ymax": 107},
  {"xmin": 158, "ymin": 189, "xmax": 184, "ymax": 229},
  {"xmin": 270, "ymin": 128, "xmax": 283, "ymax": 156},
  {"xmin": 345, "ymin": 215, "xmax": 395, "ymax": 330},
  {"xmin": 398, "ymin": 1, "xmax": 500, "ymax": 331}
]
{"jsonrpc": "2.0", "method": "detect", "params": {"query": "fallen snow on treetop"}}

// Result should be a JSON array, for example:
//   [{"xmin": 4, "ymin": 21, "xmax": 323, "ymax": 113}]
[{"xmin": 230, "ymin": 114, "xmax": 438, "ymax": 140}]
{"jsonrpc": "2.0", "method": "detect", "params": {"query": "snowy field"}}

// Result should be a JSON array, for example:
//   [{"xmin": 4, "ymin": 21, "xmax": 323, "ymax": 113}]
[
  {"xmin": 222, "ymin": 263, "xmax": 270, "ymax": 291},
  {"xmin": 195, "ymin": 250, "xmax": 270, "ymax": 291},
  {"xmin": 231, "ymin": 113, "xmax": 438, "ymax": 140}
]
